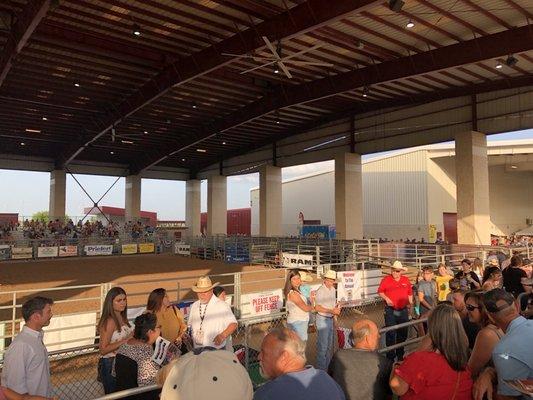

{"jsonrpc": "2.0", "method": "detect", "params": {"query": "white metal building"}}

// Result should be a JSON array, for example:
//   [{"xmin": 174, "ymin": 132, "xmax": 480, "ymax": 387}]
[{"xmin": 250, "ymin": 139, "xmax": 533, "ymax": 242}]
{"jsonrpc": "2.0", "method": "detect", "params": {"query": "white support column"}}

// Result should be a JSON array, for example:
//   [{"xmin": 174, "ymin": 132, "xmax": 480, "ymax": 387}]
[
  {"xmin": 259, "ymin": 165, "xmax": 282, "ymax": 237},
  {"xmin": 49, "ymin": 169, "xmax": 66, "ymax": 220},
  {"xmin": 335, "ymin": 153, "xmax": 363, "ymax": 240},
  {"xmin": 455, "ymin": 131, "xmax": 491, "ymax": 245},
  {"xmin": 207, "ymin": 175, "xmax": 227, "ymax": 235},
  {"xmin": 185, "ymin": 179, "xmax": 201, "ymax": 237},
  {"xmin": 125, "ymin": 175, "xmax": 141, "ymax": 222}
]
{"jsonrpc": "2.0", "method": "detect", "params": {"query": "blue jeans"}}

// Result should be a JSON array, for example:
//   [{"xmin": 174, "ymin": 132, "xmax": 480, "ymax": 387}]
[
  {"xmin": 316, "ymin": 315, "xmax": 334, "ymax": 370},
  {"xmin": 99, "ymin": 357, "xmax": 116, "ymax": 394},
  {"xmin": 287, "ymin": 320, "xmax": 308, "ymax": 342},
  {"xmin": 384, "ymin": 306, "xmax": 409, "ymax": 361}
]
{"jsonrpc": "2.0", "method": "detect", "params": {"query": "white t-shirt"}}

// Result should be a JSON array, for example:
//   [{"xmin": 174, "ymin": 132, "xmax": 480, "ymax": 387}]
[
  {"xmin": 1, "ymin": 326, "xmax": 52, "ymax": 397},
  {"xmin": 188, "ymin": 294, "xmax": 237, "ymax": 349}
]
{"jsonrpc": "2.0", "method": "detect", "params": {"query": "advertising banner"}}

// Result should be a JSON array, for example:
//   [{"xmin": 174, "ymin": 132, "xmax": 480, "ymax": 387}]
[
  {"xmin": 58, "ymin": 245, "xmax": 78, "ymax": 257},
  {"xmin": 138, "ymin": 243, "xmax": 155, "ymax": 253},
  {"xmin": 11, "ymin": 247, "xmax": 33, "ymax": 259},
  {"xmin": 84, "ymin": 245, "xmax": 113, "ymax": 256},
  {"xmin": 174, "ymin": 243, "xmax": 191, "ymax": 256},
  {"xmin": 281, "ymin": 252, "xmax": 314, "ymax": 270},
  {"xmin": 0, "ymin": 245, "xmax": 10, "ymax": 260},
  {"xmin": 300, "ymin": 225, "xmax": 330, "ymax": 239},
  {"xmin": 37, "ymin": 246, "xmax": 58, "ymax": 258},
  {"xmin": 337, "ymin": 271, "xmax": 363, "ymax": 305},
  {"xmin": 428, "ymin": 224, "xmax": 437, "ymax": 243},
  {"xmin": 240, "ymin": 289, "xmax": 283, "ymax": 317},
  {"xmin": 121, "ymin": 244, "xmax": 138, "ymax": 255}
]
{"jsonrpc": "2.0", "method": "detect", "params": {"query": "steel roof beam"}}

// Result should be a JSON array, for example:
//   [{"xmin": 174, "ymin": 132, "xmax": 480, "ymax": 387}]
[
  {"xmin": 0, "ymin": 0, "xmax": 50, "ymax": 87},
  {"xmin": 56, "ymin": 0, "xmax": 383, "ymax": 167},
  {"xmin": 133, "ymin": 25, "xmax": 533, "ymax": 173}
]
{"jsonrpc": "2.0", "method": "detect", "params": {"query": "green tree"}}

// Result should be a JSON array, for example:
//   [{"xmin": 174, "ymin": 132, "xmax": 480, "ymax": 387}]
[{"xmin": 32, "ymin": 211, "xmax": 49, "ymax": 222}]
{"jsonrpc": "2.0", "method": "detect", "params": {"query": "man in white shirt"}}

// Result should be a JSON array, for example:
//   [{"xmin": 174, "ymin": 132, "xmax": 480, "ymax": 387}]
[
  {"xmin": 188, "ymin": 276, "xmax": 237, "ymax": 349},
  {"xmin": 1, "ymin": 296, "xmax": 54, "ymax": 397},
  {"xmin": 314, "ymin": 270, "xmax": 340, "ymax": 370}
]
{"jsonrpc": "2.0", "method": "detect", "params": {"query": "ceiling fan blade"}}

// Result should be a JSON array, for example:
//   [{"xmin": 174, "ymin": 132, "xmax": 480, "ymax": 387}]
[
  {"xmin": 282, "ymin": 43, "xmax": 324, "ymax": 61},
  {"xmin": 284, "ymin": 60, "xmax": 334, "ymax": 67},
  {"xmin": 278, "ymin": 62, "xmax": 292, "ymax": 79},
  {"xmin": 239, "ymin": 60, "xmax": 277, "ymax": 75},
  {"xmin": 262, "ymin": 36, "xmax": 281, "ymax": 60}
]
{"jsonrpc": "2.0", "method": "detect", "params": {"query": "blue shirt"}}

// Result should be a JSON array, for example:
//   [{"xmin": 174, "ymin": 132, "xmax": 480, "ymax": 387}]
[
  {"xmin": 492, "ymin": 316, "xmax": 533, "ymax": 398},
  {"xmin": 253, "ymin": 366, "xmax": 346, "ymax": 400}
]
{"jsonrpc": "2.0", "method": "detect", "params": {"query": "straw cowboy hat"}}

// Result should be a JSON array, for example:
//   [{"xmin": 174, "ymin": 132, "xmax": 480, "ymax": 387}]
[
  {"xmin": 299, "ymin": 271, "xmax": 313, "ymax": 283},
  {"xmin": 192, "ymin": 276, "xmax": 220, "ymax": 293},
  {"xmin": 391, "ymin": 260, "xmax": 408, "ymax": 271},
  {"xmin": 322, "ymin": 270, "xmax": 338, "ymax": 281}
]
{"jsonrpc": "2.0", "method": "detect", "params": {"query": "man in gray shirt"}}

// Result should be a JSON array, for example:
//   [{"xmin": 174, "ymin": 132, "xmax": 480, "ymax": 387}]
[
  {"xmin": 329, "ymin": 319, "xmax": 392, "ymax": 400},
  {"xmin": 314, "ymin": 270, "xmax": 341, "ymax": 370}
]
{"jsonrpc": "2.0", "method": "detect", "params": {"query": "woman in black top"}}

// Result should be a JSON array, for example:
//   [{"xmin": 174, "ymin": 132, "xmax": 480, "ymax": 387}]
[{"xmin": 503, "ymin": 255, "xmax": 528, "ymax": 297}]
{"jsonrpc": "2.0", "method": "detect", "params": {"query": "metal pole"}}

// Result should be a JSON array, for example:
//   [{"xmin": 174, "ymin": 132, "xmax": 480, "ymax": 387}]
[
  {"xmin": 234, "ymin": 272, "xmax": 242, "ymax": 319},
  {"xmin": 11, "ymin": 292, "xmax": 17, "ymax": 341},
  {"xmin": 315, "ymin": 245, "xmax": 320, "ymax": 266}
]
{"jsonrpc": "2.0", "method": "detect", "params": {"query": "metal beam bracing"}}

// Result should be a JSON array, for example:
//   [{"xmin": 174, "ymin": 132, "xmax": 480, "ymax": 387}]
[
  {"xmin": 0, "ymin": 0, "xmax": 50, "ymax": 87},
  {"xmin": 56, "ymin": 0, "xmax": 382, "ymax": 167},
  {"xmin": 134, "ymin": 25, "xmax": 533, "ymax": 173}
]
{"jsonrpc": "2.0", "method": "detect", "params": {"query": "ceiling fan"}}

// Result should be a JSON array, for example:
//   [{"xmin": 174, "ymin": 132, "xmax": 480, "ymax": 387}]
[{"xmin": 222, "ymin": 36, "xmax": 333, "ymax": 79}]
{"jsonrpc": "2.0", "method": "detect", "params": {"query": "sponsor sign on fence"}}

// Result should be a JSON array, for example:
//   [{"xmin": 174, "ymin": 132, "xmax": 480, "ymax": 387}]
[
  {"xmin": 138, "ymin": 242, "xmax": 155, "ymax": 253},
  {"xmin": 11, "ymin": 246, "xmax": 33, "ymax": 259},
  {"xmin": 281, "ymin": 252, "xmax": 314, "ymax": 270},
  {"xmin": 240, "ymin": 289, "xmax": 283, "ymax": 317},
  {"xmin": 174, "ymin": 243, "xmax": 191, "ymax": 256},
  {"xmin": 337, "ymin": 271, "xmax": 363, "ymax": 305},
  {"xmin": 37, "ymin": 246, "xmax": 59, "ymax": 258},
  {"xmin": 0, "ymin": 245, "xmax": 10, "ymax": 260},
  {"xmin": 84, "ymin": 245, "xmax": 113, "ymax": 256},
  {"xmin": 58, "ymin": 245, "xmax": 78, "ymax": 257},
  {"xmin": 121, "ymin": 244, "xmax": 138, "ymax": 255}
]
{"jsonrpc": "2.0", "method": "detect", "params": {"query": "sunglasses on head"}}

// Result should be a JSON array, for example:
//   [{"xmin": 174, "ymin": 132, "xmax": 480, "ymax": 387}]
[{"xmin": 466, "ymin": 304, "xmax": 481, "ymax": 311}]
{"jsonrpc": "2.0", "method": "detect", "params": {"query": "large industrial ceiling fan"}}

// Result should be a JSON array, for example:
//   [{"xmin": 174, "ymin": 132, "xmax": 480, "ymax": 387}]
[{"xmin": 222, "ymin": 36, "xmax": 333, "ymax": 79}]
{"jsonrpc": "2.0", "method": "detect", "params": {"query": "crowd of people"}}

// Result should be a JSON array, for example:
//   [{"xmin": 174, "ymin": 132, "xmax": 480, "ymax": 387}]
[{"xmin": 0, "ymin": 255, "xmax": 532, "ymax": 400}]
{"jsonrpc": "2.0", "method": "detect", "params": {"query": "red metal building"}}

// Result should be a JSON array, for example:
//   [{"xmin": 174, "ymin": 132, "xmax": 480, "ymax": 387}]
[{"xmin": 201, "ymin": 208, "xmax": 251, "ymax": 236}]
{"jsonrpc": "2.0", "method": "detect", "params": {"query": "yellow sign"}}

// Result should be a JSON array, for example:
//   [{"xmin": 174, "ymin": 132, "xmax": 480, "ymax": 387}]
[
  {"xmin": 138, "ymin": 243, "xmax": 155, "ymax": 253},
  {"xmin": 121, "ymin": 244, "xmax": 138, "ymax": 255},
  {"xmin": 428, "ymin": 224, "xmax": 437, "ymax": 243}
]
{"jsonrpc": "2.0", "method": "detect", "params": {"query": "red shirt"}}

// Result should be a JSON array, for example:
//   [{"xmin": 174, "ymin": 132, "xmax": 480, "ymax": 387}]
[
  {"xmin": 378, "ymin": 275, "xmax": 412, "ymax": 309},
  {"xmin": 395, "ymin": 351, "xmax": 473, "ymax": 400}
]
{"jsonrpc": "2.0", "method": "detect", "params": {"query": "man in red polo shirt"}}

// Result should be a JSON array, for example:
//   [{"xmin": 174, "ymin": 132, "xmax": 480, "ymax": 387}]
[{"xmin": 378, "ymin": 260, "xmax": 413, "ymax": 361}]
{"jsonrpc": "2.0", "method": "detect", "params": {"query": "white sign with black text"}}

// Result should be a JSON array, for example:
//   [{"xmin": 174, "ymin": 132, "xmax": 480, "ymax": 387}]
[{"xmin": 281, "ymin": 252, "xmax": 314, "ymax": 270}]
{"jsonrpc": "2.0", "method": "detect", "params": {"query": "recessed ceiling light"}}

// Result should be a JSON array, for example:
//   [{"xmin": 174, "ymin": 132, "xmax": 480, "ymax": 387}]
[
  {"xmin": 25, "ymin": 128, "xmax": 41, "ymax": 133},
  {"xmin": 511, "ymin": 165, "xmax": 518, "ymax": 169},
  {"xmin": 132, "ymin": 24, "xmax": 141, "ymax": 36},
  {"xmin": 192, "ymin": 103, "xmax": 197, "ymax": 109},
  {"xmin": 110, "ymin": 151, "xmax": 114, "ymax": 154},
  {"xmin": 274, "ymin": 68, "xmax": 279, "ymax": 74},
  {"xmin": 20, "ymin": 142, "xmax": 25, "ymax": 146},
  {"xmin": 121, "ymin": 140, "xmax": 134, "ymax": 144},
  {"xmin": 181, "ymin": 158, "xmax": 186, "ymax": 161},
  {"xmin": 362, "ymin": 86, "xmax": 369, "ymax": 97},
  {"xmin": 222, "ymin": 141, "xmax": 226, "ymax": 145},
  {"xmin": 276, "ymin": 120, "xmax": 280, "ymax": 124},
  {"xmin": 196, "ymin": 149, "xmax": 207, "ymax": 153},
  {"xmin": 143, "ymin": 131, "xmax": 148, "ymax": 134},
  {"xmin": 42, "ymin": 117, "xmax": 47, "ymax": 121},
  {"xmin": 495, "ymin": 62, "xmax": 503, "ymax": 69},
  {"xmin": 406, "ymin": 20, "xmax": 415, "ymax": 28},
  {"xmin": 74, "ymin": 83, "xmax": 80, "ymax": 87}
]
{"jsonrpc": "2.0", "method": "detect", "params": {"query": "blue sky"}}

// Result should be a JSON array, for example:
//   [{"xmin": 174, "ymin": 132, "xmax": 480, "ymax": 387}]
[{"xmin": 1, "ymin": 129, "xmax": 532, "ymax": 221}]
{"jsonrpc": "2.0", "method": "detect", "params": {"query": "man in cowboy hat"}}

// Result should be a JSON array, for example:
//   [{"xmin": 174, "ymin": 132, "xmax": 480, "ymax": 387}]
[
  {"xmin": 377, "ymin": 260, "xmax": 413, "ymax": 361},
  {"xmin": 314, "ymin": 269, "xmax": 341, "ymax": 370},
  {"xmin": 187, "ymin": 276, "xmax": 237, "ymax": 349}
]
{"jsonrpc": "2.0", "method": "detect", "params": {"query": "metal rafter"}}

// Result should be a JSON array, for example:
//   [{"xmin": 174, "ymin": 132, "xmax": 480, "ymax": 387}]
[{"xmin": 133, "ymin": 25, "xmax": 533, "ymax": 173}]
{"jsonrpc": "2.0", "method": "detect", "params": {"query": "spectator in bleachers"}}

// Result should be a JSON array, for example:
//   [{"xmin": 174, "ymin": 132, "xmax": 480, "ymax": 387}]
[
  {"xmin": 455, "ymin": 259, "xmax": 481, "ymax": 291},
  {"xmin": 159, "ymin": 349, "xmax": 252, "ymax": 400},
  {"xmin": 464, "ymin": 291, "xmax": 504, "ymax": 378},
  {"xmin": 450, "ymin": 289, "xmax": 480, "ymax": 349},
  {"xmin": 486, "ymin": 251, "xmax": 499, "ymax": 267},
  {"xmin": 254, "ymin": 328, "xmax": 345, "ymax": 400},
  {"xmin": 481, "ymin": 267, "xmax": 503, "ymax": 291},
  {"xmin": 314, "ymin": 270, "xmax": 341, "ymax": 370},
  {"xmin": 328, "ymin": 319, "xmax": 392, "ymax": 400},
  {"xmin": 97, "ymin": 287, "xmax": 133, "ymax": 394},
  {"xmin": 114, "ymin": 313, "xmax": 161, "ymax": 397},
  {"xmin": 435, "ymin": 264, "xmax": 453, "ymax": 302},
  {"xmin": 146, "ymin": 288, "xmax": 186, "ymax": 346},
  {"xmin": 378, "ymin": 260, "xmax": 413, "ymax": 361},
  {"xmin": 472, "ymin": 258, "xmax": 485, "ymax": 281},
  {"xmin": 1, "ymin": 297, "xmax": 54, "ymax": 398},
  {"xmin": 389, "ymin": 303, "xmax": 473, "ymax": 399},
  {"xmin": 503, "ymin": 255, "xmax": 529, "ymax": 298},
  {"xmin": 473, "ymin": 289, "xmax": 533, "ymax": 400},
  {"xmin": 284, "ymin": 270, "xmax": 314, "ymax": 343}
]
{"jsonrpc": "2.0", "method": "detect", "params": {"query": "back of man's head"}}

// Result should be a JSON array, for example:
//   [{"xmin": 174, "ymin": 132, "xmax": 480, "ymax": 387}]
[
  {"xmin": 351, "ymin": 319, "xmax": 379, "ymax": 350},
  {"xmin": 483, "ymin": 289, "xmax": 517, "ymax": 325},
  {"xmin": 269, "ymin": 327, "xmax": 306, "ymax": 363},
  {"xmin": 22, "ymin": 296, "xmax": 53, "ymax": 323},
  {"xmin": 260, "ymin": 328, "xmax": 306, "ymax": 380}
]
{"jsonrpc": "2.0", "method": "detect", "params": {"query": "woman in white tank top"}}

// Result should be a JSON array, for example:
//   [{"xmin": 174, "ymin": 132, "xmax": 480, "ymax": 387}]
[
  {"xmin": 284, "ymin": 270, "xmax": 314, "ymax": 342},
  {"xmin": 97, "ymin": 287, "xmax": 133, "ymax": 394}
]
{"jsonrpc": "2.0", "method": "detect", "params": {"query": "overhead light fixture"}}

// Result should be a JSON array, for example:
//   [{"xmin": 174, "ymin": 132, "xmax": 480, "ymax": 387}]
[
  {"xmin": 222, "ymin": 141, "xmax": 226, "ymax": 145},
  {"xmin": 181, "ymin": 158, "xmax": 186, "ymax": 161},
  {"xmin": 121, "ymin": 140, "xmax": 134, "ymax": 144},
  {"xmin": 110, "ymin": 151, "xmax": 114, "ymax": 155},
  {"xmin": 362, "ymin": 86, "xmax": 369, "ymax": 97},
  {"xmin": 196, "ymin": 148, "xmax": 207, "ymax": 153},
  {"xmin": 495, "ymin": 62, "xmax": 503, "ymax": 69},
  {"xmin": 276, "ymin": 120, "xmax": 280, "ymax": 124},
  {"xmin": 406, "ymin": 20, "xmax": 415, "ymax": 29},
  {"xmin": 74, "ymin": 83, "xmax": 80, "ymax": 87},
  {"xmin": 20, "ymin": 142, "xmax": 25, "ymax": 146},
  {"xmin": 389, "ymin": 0, "xmax": 404, "ymax": 12},
  {"xmin": 132, "ymin": 24, "xmax": 141, "ymax": 36},
  {"xmin": 42, "ymin": 117, "xmax": 47, "ymax": 121},
  {"xmin": 506, "ymin": 55, "xmax": 518, "ymax": 67},
  {"xmin": 25, "ymin": 128, "xmax": 41, "ymax": 133},
  {"xmin": 511, "ymin": 165, "xmax": 518, "ymax": 169},
  {"xmin": 274, "ymin": 67, "xmax": 280, "ymax": 74},
  {"xmin": 143, "ymin": 131, "xmax": 148, "ymax": 134}
]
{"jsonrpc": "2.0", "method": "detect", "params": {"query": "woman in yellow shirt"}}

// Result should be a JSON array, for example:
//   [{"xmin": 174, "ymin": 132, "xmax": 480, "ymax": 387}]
[
  {"xmin": 146, "ymin": 288, "xmax": 186, "ymax": 345},
  {"xmin": 435, "ymin": 264, "xmax": 453, "ymax": 302}
]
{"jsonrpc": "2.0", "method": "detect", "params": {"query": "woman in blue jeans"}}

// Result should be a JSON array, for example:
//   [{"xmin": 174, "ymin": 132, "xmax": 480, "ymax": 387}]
[{"xmin": 284, "ymin": 270, "xmax": 313, "ymax": 342}]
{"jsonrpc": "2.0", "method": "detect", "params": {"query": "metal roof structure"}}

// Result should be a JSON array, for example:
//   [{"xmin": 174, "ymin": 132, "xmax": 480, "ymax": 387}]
[{"xmin": 0, "ymin": 0, "xmax": 532, "ymax": 178}]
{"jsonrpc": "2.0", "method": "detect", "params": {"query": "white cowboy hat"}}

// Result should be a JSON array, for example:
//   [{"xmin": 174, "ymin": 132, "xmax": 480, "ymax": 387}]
[
  {"xmin": 192, "ymin": 276, "xmax": 220, "ymax": 293},
  {"xmin": 322, "ymin": 270, "xmax": 338, "ymax": 281},
  {"xmin": 391, "ymin": 260, "xmax": 408, "ymax": 271}
]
